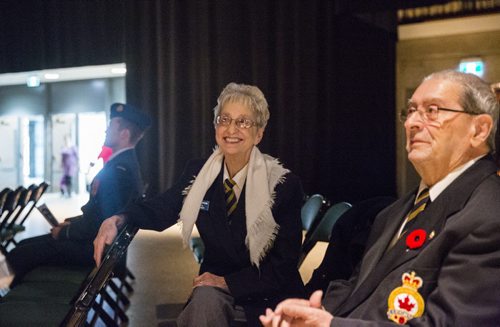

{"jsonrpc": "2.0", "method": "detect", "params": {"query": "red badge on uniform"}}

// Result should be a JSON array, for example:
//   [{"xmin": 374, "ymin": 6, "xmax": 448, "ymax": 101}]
[{"xmin": 406, "ymin": 229, "xmax": 427, "ymax": 249}]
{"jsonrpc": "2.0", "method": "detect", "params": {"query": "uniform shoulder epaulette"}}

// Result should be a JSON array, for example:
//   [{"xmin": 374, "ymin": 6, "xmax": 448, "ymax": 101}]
[{"xmin": 116, "ymin": 165, "xmax": 127, "ymax": 172}]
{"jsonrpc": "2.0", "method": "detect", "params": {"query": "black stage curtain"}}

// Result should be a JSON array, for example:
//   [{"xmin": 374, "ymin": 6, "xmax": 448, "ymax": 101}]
[
  {"xmin": 0, "ymin": 0, "xmax": 125, "ymax": 72},
  {"xmin": 124, "ymin": 1, "xmax": 397, "ymax": 202},
  {"xmin": 0, "ymin": 0, "xmax": 397, "ymax": 203}
]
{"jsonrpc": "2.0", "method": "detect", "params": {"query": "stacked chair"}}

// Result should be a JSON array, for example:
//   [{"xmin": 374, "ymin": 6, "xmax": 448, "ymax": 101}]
[
  {"xmin": 0, "ymin": 182, "xmax": 49, "ymax": 253},
  {"xmin": 0, "ymin": 224, "xmax": 138, "ymax": 326}
]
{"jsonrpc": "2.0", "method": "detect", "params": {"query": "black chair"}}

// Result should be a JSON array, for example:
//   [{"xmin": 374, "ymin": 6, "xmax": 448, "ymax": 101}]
[
  {"xmin": 0, "ymin": 188, "xmax": 23, "ymax": 252},
  {"xmin": 62, "ymin": 224, "xmax": 138, "ymax": 327},
  {"xmin": 305, "ymin": 196, "xmax": 396, "ymax": 295},
  {"xmin": 2, "ymin": 187, "xmax": 33, "ymax": 248},
  {"xmin": 0, "ymin": 188, "xmax": 11, "ymax": 216},
  {"xmin": 298, "ymin": 201, "xmax": 352, "ymax": 267},
  {"xmin": 19, "ymin": 182, "xmax": 50, "ymax": 226},
  {"xmin": 301, "ymin": 194, "xmax": 327, "ymax": 233}
]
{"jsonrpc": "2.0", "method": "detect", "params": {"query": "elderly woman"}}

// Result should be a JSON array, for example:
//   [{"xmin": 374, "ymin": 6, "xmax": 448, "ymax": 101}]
[{"xmin": 93, "ymin": 83, "xmax": 305, "ymax": 326}]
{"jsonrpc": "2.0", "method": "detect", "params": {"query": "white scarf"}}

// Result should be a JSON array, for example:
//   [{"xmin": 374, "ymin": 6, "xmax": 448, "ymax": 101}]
[{"xmin": 178, "ymin": 146, "xmax": 289, "ymax": 267}]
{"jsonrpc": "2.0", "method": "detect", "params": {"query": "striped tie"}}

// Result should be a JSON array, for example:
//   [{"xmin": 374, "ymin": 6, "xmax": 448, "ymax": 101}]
[
  {"xmin": 400, "ymin": 188, "xmax": 430, "ymax": 238},
  {"xmin": 224, "ymin": 178, "xmax": 238, "ymax": 217}
]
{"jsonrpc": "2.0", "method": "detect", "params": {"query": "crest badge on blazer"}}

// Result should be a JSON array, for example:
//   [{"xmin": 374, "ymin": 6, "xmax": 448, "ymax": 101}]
[{"xmin": 387, "ymin": 271, "xmax": 425, "ymax": 325}]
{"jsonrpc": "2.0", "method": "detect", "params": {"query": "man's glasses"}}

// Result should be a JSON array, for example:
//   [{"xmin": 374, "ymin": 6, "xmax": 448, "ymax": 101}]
[
  {"xmin": 399, "ymin": 104, "xmax": 478, "ymax": 123},
  {"xmin": 216, "ymin": 115, "xmax": 257, "ymax": 129}
]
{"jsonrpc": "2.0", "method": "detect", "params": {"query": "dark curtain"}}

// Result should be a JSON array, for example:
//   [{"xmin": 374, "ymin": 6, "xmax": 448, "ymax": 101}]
[
  {"xmin": 0, "ymin": 0, "xmax": 125, "ymax": 72},
  {"xmin": 0, "ymin": 0, "xmax": 397, "ymax": 203},
  {"xmin": 125, "ymin": 0, "xmax": 397, "ymax": 202}
]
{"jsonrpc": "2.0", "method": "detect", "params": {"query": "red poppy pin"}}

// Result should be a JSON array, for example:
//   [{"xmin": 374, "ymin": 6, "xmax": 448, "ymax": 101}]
[{"xmin": 406, "ymin": 229, "xmax": 427, "ymax": 250}]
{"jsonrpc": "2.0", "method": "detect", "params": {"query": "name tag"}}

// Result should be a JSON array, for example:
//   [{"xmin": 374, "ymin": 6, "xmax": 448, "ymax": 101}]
[{"xmin": 200, "ymin": 201, "xmax": 210, "ymax": 211}]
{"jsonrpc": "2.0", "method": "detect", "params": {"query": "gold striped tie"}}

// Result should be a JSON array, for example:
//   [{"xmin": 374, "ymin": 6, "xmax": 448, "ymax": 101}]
[
  {"xmin": 400, "ymin": 188, "xmax": 430, "ymax": 238},
  {"xmin": 224, "ymin": 178, "xmax": 238, "ymax": 217}
]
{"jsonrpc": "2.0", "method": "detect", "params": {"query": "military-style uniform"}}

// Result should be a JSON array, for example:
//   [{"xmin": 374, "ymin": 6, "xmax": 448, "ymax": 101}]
[
  {"xmin": 7, "ymin": 102, "xmax": 150, "ymax": 285},
  {"xmin": 323, "ymin": 156, "xmax": 500, "ymax": 327},
  {"xmin": 59, "ymin": 148, "xmax": 143, "ymax": 240},
  {"xmin": 7, "ymin": 149, "xmax": 144, "ymax": 285}
]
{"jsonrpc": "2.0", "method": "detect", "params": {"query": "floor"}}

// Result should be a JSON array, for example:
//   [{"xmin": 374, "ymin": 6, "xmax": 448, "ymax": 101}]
[{"xmin": 16, "ymin": 192, "xmax": 327, "ymax": 326}]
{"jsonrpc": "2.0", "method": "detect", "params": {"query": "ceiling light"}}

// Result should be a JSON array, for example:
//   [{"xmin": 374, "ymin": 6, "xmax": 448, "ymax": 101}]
[
  {"xmin": 111, "ymin": 67, "xmax": 126, "ymax": 74},
  {"xmin": 44, "ymin": 73, "xmax": 60, "ymax": 80}
]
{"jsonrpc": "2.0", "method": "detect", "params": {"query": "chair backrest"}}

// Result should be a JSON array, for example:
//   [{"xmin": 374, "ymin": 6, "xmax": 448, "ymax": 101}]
[
  {"xmin": 0, "ymin": 188, "xmax": 22, "ymax": 230},
  {"xmin": 0, "ymin": 188, "xmax": 11, "ymax": 215},
  {"xmin": 301, "ymin": 194, "xmax": 325, "ymax": 232},
  {"xmin": 298, "ymin": 201, "xmax": 352, "ymax": 267},
  {"xmin": 61, "ymin": 224, "xmax": 138, "ymax": 327},
  {"xmin": 19, "ymin": 182, "xmax": 50, "ymax": 226},
  {"xmin": 310, "ymin": 202, "xmax": 352, "ymax": 242}
]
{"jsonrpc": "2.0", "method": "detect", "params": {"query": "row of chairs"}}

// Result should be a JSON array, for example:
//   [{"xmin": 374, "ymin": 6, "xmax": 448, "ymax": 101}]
[
  {"xmin": 0, "ymin": 182, "xmax": 49, "ymax": 253},
  {"xmin": 188, "ymin": 193, "xmax": 353, "ymax": 268},
  {"xmin": 0, "ymin": 224, "xmax": 137, "ymax": 326}
]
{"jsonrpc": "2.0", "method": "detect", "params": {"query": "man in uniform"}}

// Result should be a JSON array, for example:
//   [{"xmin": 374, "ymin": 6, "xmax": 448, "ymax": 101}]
[
  {"xmin": 5, "ymin": 103, "xmax": 151, "ymax": 286},
  {"xmin": 261, "ymin": 70, "xmax": 500, "ymax": 326}
]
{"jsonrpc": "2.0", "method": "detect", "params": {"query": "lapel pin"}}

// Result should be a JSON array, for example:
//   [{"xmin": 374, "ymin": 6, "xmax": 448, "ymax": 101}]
[{"xmin": 428, "ymin": 230, "xmax": 435, "ymax": 240}]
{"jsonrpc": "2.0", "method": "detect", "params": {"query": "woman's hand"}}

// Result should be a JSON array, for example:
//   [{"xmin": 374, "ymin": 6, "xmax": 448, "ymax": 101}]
[
  {"xmin": 259, "ymin": 290, "xmax": 333, "ymax": 327},
  {"xmin": 193, "ymin": 272, "xmax": 228, "ymax": 290},
  {"xmin": 93, "ymin": 215, "xmax": 124, "ymax": 266}
]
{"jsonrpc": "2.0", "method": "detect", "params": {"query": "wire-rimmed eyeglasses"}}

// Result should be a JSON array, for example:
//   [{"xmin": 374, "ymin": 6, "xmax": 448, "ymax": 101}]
[
  {"xmin": 216, "ymin": 115, "xmax": 257, "ymax": 129},
  {"xmin": 399, "ymin": 104, "xmax": 478, "ymax": 123}
]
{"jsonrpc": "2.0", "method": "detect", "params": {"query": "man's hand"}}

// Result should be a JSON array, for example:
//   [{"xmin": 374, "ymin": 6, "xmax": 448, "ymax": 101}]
[
  {"xmin": 93, "ymin": 215, "xmax": 124, "ymax": 266},
  {"xmin": 193, "ymin": 272, "xmax": 228, "ymax": 290},
  {"xmin": 259, "ymin": 290, "xmax": 333, "ymax": 327},
  {"xmin": 50, "ymin": 222, "xmax": 69, "ymax": 240}
]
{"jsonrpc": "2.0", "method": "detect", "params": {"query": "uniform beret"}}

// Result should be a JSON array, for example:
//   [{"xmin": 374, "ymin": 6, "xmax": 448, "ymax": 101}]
[{"xmin": 110, "ymin": 103, "xmax": 152, "ymax": 130}]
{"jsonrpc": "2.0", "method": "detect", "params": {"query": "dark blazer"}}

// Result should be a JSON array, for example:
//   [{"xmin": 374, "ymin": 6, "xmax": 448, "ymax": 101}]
[
  {"xmin": 60, "ymin": 148, "xmax": 144, "ymax": 240},
  {"xmin": 324, "ymin": 156, "xmax": 500, "ymax": 327},
  {"xmin": 123, "ymin": 158, "xmax": 305, "ymax": 324}
]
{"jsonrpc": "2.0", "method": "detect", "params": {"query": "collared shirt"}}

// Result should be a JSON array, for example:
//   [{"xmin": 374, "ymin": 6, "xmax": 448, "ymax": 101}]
[
  {"xmin": 223, "ymin": 163, "xmax": 248, "ymax": 201},
  {"xmin": 107, "ymin": 146, "xmax": 134, "ymax": 162},
  {"xmin": 393, "ymin": 154, "xmax": 486, "ymax": 242},
  {"xmin": 417, "ymin": 153, "xmax": 486, "ymax": 202}
]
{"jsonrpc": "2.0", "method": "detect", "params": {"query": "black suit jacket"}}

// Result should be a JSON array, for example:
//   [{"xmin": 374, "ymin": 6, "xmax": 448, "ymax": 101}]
[
  {"xmin": 324, "ymin": 156, "xmax": 500, "ymax": 326},
  {"xmin": 124, "ymin": 158, "xmax": 305, "ymax": 324},
  {"xmin": 60, "ymin": 149, "xmax": 144, "ymax": 241}
]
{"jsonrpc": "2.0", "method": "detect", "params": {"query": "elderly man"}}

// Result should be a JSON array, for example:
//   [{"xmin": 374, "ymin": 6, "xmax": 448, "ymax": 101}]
[
  {"xmin": 5, "ymin": 103, "xmax": 150, "ymax": 286},
  {"xmin": 261, "ymin": 70, "xmax": 500, "ymax": 326}
]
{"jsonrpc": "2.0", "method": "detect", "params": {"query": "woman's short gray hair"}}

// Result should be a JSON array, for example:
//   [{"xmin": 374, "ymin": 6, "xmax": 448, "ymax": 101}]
[
  {"xmin": 424, "ymin": 70, "xmax": 499, "ymax": 150},
  {"xmin": 213, "ymin": 82, "xmax": 270, "ymax": 128}
]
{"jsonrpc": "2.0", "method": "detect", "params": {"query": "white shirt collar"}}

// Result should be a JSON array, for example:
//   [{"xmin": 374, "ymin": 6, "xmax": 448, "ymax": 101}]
[
  {"xmin": 418, "ymin": 154, "xmax": 486, "ymax": 202},
  {"xmin": 223, "ymin": 163, "xmax": 248, "ymax": 200},
  {"xmin": 107, "ymin": 146, "xmax": 134, "ymax": 162}
]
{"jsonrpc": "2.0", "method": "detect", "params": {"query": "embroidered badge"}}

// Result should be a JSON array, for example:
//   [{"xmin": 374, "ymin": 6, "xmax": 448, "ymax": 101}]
[
  {"xmin": 116, "ymin": 104, "xmax": 124, "ymax": 112},
  {"xmin": 387, "ymin": 271, "xmax": 425, "ymax": 325}
]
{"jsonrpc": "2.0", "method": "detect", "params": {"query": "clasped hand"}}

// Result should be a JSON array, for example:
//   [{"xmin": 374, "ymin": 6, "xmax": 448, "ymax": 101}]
[
  {"xmin": 193, "ymin": 272, "xmax": 228, "ymax": 290},
  {"xmin": 259, "ymin": 290, "xmax": 333, "ymax": 327}
]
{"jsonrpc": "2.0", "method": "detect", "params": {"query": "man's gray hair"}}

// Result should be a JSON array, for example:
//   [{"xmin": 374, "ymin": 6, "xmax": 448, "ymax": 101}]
[
  {"xmin": 424, "ymin": 70, "xmax": 499, "ymax": 150},
  {"xmin": 213, "ymin": 82, "xmax": 270, "ymax": 129}
]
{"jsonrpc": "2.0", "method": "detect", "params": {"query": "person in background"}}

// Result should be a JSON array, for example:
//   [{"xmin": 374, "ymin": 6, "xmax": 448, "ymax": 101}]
[
  {"xmin": 93, "ymin": 83, "xmax": 305, "ymax": 327},
  {"xmin": 5, "ymin": 103, "xmax": 151, "ymax": 286},
  {"xmin": 60, "ymin": 135, "xmax": 78, "ymax": 197},
  {"xmin": 261, "ymin": 70, "xmax": 500, "ymax": 327}
]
